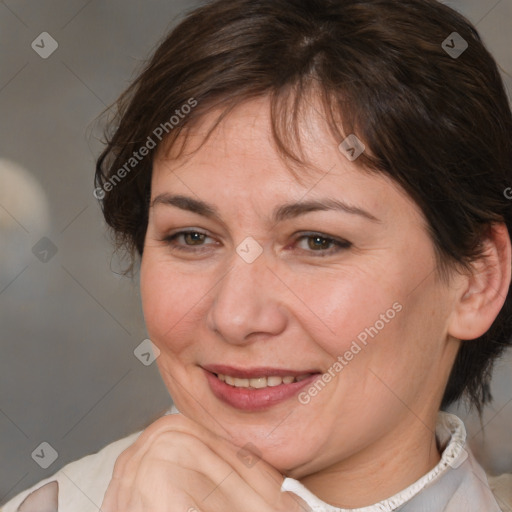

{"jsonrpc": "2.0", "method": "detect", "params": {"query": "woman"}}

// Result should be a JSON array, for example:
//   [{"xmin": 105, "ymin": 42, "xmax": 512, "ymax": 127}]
[{"xmin": 3, "ymin": 0, "xmax": 512, "ymax": 510}]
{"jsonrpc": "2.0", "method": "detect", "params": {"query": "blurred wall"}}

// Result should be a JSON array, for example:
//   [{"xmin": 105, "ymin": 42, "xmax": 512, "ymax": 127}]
[{"xmin": 0, "ymin": 0, "xmax": 511, "ymax": 504}]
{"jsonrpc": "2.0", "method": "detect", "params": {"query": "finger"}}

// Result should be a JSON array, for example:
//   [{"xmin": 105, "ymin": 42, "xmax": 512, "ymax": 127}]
[
  {"xmin": 134, "ymin": 414, "xmax": 289, "ymax": 505},
  {"xmin": 102, "ymin": 414, "xmax": 302, "ymax": 512},
  {"xmin": 102, "ymin": 428, "xmax": 236, "ymax": 512},
  {"xmin": 100, "ymin": 472, "xmax": 121, "ymax": 512},
  {"xmin": 126, "ymin": 432, "xmax": 307, "ymax": 512},
  {"xmin": 146, "ymin": 429, "xmax": 310, "ymax": 512},
  {"xmin": 100, "ymin": 443, "xmax": 140, "ymax": 511}
]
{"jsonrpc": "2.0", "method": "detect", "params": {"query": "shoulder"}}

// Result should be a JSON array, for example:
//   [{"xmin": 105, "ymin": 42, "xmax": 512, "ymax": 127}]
[
  {"xmin": 487, "ymin": 473, "xmax": 512, "ymax": 510},
  {"xmin": 1, "ymin": 430, "xmax": 141, "ymax": 512}
]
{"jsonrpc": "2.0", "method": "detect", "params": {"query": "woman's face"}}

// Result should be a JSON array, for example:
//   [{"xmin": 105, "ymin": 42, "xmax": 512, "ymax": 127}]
[{"xmin": 140, "ymin": 96, "xmax": 461, "ymax": 478}]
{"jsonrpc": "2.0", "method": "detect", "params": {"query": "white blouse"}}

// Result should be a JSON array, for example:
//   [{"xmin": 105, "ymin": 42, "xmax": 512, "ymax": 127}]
[
  {"xmin": 281, "ymin": 412, "xmax": 511, "ymax": 511},
  {"xmin": 2, "ymin": 407, "xmax": 511, "ymax": 512}
]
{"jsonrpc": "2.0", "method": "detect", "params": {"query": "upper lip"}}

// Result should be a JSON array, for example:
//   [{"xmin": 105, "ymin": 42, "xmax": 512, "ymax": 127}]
[{"xmin": 202, "ymin": 364, "xmax": 321, "ymax": 379}]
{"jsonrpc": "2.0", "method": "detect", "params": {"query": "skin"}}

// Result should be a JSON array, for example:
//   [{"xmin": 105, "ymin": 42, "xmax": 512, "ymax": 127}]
[{"xmin": 102, "ymin": 95, "xmax": 511, "ymax": 510}]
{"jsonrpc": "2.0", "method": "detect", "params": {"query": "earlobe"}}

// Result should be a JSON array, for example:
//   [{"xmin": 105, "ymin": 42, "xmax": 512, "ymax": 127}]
[{"xmin": 448, "ymin": 222, "xmax": 511, "ymax": 341}]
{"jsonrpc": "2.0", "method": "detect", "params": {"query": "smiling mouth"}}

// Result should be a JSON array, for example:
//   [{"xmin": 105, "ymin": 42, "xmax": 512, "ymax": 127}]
[
  {"xmin": 203, "ymin": 365, "xmax": 322, "ymax": 410},
  {"xmin": 215, "ymin": 373, "xmax": 314, "ymax": 389}
]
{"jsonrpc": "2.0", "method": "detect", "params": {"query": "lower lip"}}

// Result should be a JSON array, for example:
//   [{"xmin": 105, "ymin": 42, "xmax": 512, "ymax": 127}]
[{"xmin": 204, "ymin": 369, "xmax": 321, "ymax": 411}]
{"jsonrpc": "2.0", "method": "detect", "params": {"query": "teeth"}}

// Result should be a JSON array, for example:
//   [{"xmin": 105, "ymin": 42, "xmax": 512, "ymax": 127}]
[
  {"xmin": 267, "ymin": 376, "xmax": 283, "ymax": 387},
  {"xmin": 216, "ymin": 373, "xmax": 311, "ymax": 388},
  {"xmin": 249, "ymin": 377, "xmax": 267, "ymax": 389}
]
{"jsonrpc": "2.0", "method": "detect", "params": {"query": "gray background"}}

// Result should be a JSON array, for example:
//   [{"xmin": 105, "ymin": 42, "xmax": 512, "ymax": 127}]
[{"xmin": 0, "ymin": 0, "xmax": 511, "ymax": 505}]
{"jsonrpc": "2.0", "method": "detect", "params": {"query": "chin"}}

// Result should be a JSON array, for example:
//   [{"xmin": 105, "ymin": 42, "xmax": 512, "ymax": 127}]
[
  {"xmin": 266, "ymin": 454, "xmax": 305, "ymax": 474},
  {"xmin": 174, "ymin": 398, "xmax": 318, "ymax": 473},
  {"xmin": 238, "ymin": 435, "xmax": 313, "ymax": 475}
]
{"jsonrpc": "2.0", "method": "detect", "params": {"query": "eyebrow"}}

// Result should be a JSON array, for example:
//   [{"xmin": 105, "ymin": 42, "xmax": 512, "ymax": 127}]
[{"xmin": 151, "ymin": 193, "xmax": 380, "ymax": 223}]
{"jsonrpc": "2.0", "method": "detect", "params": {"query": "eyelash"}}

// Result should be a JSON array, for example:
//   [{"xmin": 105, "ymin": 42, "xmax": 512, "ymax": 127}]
[{"xmin": 161, "ymin": 230, "xmax": 352, "ymax": 256}]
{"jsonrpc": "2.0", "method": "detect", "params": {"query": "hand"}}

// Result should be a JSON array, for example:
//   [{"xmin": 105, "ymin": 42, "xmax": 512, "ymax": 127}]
[{"xmin": 100, "ymin": 413, "xmax": 311, "ymax": 512}]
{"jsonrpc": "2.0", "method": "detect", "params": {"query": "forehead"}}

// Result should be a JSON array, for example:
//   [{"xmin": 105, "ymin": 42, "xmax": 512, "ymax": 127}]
[
  {"xmin": 150, "ymin": 97, "xmax": 421, "ymax": 227},
  {"xmin": 154, "ymin": 95, "xmax": 351, "ymax": 181}
]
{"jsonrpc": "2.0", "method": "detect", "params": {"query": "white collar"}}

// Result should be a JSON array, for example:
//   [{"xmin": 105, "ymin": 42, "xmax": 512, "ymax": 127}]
[{"xmin": 280, "ymin": 412, "xmax": 502, "ymax": 511}]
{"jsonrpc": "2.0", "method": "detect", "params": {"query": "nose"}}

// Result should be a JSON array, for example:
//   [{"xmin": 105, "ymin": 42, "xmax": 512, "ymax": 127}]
[{"xmin": 206, "ymin": 245, "xmax": 288, "ymax": 345}]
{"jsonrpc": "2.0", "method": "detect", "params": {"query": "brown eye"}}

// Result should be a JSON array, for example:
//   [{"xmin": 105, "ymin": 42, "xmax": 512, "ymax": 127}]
[
  {"xmin": 181, "ymin": 231, "xmax": 207, "ymax": 246},
  {"xmin": 162, "ymin": 230, "xmax": 214, "ymax": 251},
  {"xmin": 295, "ymin": 233, "xmax": 352, "ymax": 256},
  {"xmin": 307, "ymin": 235, "xmax": 333, "ymax": 250}
]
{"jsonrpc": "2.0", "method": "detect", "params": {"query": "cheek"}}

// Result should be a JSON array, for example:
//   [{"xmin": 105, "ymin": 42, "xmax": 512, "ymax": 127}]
[
  {"xmin": 140, "ymin": 252, "xmax": 398, "ymax": 359},
  {"xmin": 289, "ymin": 268, "xmax": 399, "ymax": 358},
  {"xmin": 140, "ymin": 253, "xmax": 209, "ymax": 353},
  {"xmin": 298, "ymin": 267, "xmax": 434, "ymax": 412}
]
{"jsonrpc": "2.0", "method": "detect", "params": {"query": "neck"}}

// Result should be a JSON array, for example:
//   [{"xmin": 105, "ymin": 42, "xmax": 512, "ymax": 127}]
[{"xmin": 299, "ymin": 414, "xmax": 441, "ymax": 509}]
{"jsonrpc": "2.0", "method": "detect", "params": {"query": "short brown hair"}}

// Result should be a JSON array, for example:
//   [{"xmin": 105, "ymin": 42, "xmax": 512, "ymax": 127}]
[{"xmin": 95, "ymin": 0, "xmax": 512, "ymax": 412}]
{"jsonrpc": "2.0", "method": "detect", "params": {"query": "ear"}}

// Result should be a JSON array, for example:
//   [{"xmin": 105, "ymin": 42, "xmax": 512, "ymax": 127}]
[{"xmin": 448, "ymin": 222, "xmax": 511, "ymax": 341}]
